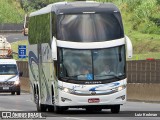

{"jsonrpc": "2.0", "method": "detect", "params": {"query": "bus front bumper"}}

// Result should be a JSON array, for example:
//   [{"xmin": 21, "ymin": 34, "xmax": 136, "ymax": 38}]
[{"xmin": 55, "ymin": 88, "xmax": 126, "ymax": 106}]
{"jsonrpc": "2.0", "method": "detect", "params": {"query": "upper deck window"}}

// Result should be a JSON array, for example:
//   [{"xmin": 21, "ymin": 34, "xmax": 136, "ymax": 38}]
[{"xmin": 57, "ymin": 13, "xmax": 124, "ymax": 42}]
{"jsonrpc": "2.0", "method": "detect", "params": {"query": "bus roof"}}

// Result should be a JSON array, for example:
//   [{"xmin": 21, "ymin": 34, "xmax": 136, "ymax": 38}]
[{"xmin": 30, "ymin": 1, "xmax": 120, "ymax": 17}]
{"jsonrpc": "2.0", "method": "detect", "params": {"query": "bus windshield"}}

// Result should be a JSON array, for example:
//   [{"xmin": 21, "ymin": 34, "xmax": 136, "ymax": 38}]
[
  {"xmin": 58, "ymin": 45, "xmax": 125, "ymax": 82},
  {"xmin": 57, "ymin": 13, "xmax": 124, "ymax": 42},
  {"xmin": 0, "ymin": 64, "xmax": 18, "ymax": 75}
]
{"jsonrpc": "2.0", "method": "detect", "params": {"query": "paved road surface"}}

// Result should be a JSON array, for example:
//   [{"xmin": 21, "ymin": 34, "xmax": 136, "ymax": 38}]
[
  {"xmin": 0, "ymin": 93, "xmax": 160, "ymax": 120},
  {"xmin": 0, "ymin": 33, "xmax": 27, "ymax": 42}
]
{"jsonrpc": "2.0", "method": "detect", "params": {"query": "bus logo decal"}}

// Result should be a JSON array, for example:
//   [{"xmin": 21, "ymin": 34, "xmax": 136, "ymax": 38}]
[{"xmin": 91, "ymin": 91, "xmax": 96, "ymax": 95}]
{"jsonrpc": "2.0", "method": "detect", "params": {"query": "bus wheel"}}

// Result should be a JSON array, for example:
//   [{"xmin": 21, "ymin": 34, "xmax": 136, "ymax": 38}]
[
  {"xmin": 111, "ymin": 105, "xmax": 120, "ymax": 113},
  {"xmin": 36, "ymin": 92, "xmax": 46, "ymax": 112},
  {"xmin": 54, "ymin": 106, "xmax": 64, "ymax": 114}
]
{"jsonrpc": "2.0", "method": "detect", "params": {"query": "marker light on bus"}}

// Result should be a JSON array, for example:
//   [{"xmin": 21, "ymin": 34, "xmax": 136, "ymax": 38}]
[
  {"xmin": 112, "ymin": 85, "xmax": 126, "ymax": 92},
  {"xmin": 58, "ymin": 86, "xmax": 74, "ymax": 93}
]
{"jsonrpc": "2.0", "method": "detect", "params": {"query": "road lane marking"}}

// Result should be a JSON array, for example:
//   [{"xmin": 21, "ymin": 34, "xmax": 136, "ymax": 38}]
[{"xmin": 64, "ymin": 117, "xmax": 88, "ymax": 120}]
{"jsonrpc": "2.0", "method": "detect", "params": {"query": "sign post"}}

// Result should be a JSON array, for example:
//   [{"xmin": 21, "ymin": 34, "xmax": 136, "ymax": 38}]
[{"xmin": 18, "ymin": 45, "xmax": 26, "ymax": 59}]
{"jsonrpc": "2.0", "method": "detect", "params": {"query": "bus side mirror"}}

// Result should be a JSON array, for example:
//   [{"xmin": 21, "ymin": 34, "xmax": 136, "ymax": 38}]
[
  {"xmin": 23, "ymin": 14, "xmax": 29, "ymax": 36},
  {"xmin": 23, "ymin": 28, "xmax": 28, "ymax": 36},
  {"xmin": 125, "ymin": 35, "xmax": 133, "ymax": 58},
  {"xmin": 51, "ymin": 36, "xmax": 57, "ymax": 60}
]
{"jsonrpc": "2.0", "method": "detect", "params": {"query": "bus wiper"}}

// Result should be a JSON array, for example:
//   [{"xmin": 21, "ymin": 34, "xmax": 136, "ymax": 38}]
[
  {"xmin": 95, "ymin": 74, "xmax": 124, "ymax": 80},
  {"xmin": 59, "ymin": 77, "xmax": 70, "ymax": 81},
  {"xmin": 111, "ymin": 75, "xmax": 122, "ymax": 80},
  {"xmin": 70, "ymin": 74, "xmax": 86, "ymax": 77}
]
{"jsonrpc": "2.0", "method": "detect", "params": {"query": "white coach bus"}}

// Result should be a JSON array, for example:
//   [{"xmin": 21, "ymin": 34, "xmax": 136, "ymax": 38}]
[{"xmin": 28, "ymin": 1, "xmax": 132, "ymax": 113}]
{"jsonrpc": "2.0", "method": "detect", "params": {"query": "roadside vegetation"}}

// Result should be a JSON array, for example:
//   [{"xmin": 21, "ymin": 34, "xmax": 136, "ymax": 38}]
[
  {"xmin": 0, "ymin": 0, "xmax": 25, "ymax": 23},
  {"xmin": 1, "ymin": 0, "xmax": 160, "ymax": 60},
  {"xmin": 98, "ymin": 0, "xmax": 160, "ymax": 60}
]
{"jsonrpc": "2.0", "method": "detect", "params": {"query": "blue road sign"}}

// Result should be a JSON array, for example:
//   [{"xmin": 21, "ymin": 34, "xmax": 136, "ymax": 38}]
[{"xmin": 18, "ymin": 45, "xmax": 26, "ymax": 59}]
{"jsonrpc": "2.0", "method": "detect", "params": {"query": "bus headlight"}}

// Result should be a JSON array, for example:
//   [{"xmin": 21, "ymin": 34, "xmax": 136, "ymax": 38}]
[
  {"xmin": 58, "ymin": 86, "xmax": 74, "ymax": 93},
  {"xmin": 14, "ymin": 80, "xmax": 20, "ymax": 85},
  {"xmin": 63, "ymin": 88, "xmax": 69, "ymax": 93},
  {"xmin": 112, "ymin": 85, "xmax": 126, "ymax": 92},
  {"xmin": 118, "ymin": 86, "xmax": 123, "ymax": 91}
]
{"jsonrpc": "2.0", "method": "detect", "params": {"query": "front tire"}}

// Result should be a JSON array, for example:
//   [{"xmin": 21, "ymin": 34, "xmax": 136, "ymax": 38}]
[
  {"xmin": 35, "ymin": 91, "xmax": 46, "ymax": 112},
  {"xmin": 111, "ymin": 105, "xmax": 120, "ymax": 113},
  {"xmin": 54, "ymin": 106, "xmax": 63, "ymax": 114}
]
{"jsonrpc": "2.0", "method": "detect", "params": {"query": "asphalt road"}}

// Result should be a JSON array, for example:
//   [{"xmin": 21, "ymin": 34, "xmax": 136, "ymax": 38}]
[
  {"xmin": 0, "ymin": 93, "xmax": 160, "ymax": 120},
  {"xmin": 0, "ymin": 33, "xmax": 27, "ymax": 42}
]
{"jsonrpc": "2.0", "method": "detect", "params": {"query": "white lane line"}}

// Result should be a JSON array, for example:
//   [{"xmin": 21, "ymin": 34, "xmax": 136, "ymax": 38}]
[{"xmin": 64, "ymin": 117, "xmax": 88, "ymax": 120}]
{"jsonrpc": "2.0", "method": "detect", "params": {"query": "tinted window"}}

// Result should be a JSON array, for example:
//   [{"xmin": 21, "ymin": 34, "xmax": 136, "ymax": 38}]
[{"xmin": 57, "ymin": 13, "xmax": 124, "ymax": 42}]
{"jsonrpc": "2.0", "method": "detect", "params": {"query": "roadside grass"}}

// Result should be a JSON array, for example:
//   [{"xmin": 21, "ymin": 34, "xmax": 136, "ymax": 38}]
[
  {"xmin": 0, "ymin": 0, "xmax": 25, "ymax": 23},
  {"xmin": 129, "ymin": 52, "xmax": 160, "ymax": 61},
  {"xmin": 127, "ymin": 31, "xmax": 160, "ymax": 53},
  {"xmin": 122, "ymin": 11, "xmax": 160, "ymax": 58}
]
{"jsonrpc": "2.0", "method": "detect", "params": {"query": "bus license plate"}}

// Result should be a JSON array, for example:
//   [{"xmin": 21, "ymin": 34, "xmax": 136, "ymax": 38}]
[
  {"xmin": 88, "ymin": 98, "xmax": 100, "ymax": 103},
  {"xmin": 3, "ymin": 87, "xmax": 9, "ymax": 90}
]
